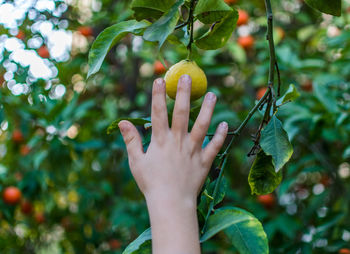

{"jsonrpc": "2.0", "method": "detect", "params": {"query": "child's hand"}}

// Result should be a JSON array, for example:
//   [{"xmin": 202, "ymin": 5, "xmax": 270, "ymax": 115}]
[
  {"xmin": 118, "ymin": 74, "xmax": 228, "ymax": 203},
  {"xmin": 118, "ymin": 75, "xmax": 228, "ymax": 254}
]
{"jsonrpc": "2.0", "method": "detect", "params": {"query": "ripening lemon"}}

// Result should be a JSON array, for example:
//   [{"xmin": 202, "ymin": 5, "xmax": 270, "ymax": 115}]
[{"xmin": 164, "ymin": 60, "xmax": 207, "ymax": 101}]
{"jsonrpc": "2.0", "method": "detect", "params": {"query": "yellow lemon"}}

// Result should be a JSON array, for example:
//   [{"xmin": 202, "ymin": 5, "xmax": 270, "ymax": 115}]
[{"xmin": 164, "ymin": 60, "xmax": 207, "ymax": 101}]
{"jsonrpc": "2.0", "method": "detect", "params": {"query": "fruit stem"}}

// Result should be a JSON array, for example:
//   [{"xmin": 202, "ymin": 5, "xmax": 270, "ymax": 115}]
[{"xmin": 186, "ymin": 0, "xmax": 196, "ymax": 60}]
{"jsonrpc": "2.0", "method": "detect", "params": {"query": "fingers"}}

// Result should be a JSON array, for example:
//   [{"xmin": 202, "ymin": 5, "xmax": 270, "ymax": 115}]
[
  {"xmin": 151, "ymin": 78, "xmax": 169, "ymax": 140},
  {"xmin": 171, "ymin": 75, "xmax": 192, "ymax": 136},
  {"xmin": 118, "ymin": 120, "xmax": 144, "ymax": 160},
  {"xmin": 190, "ymin": 92, "xmax": 217, "ymax": 145},
  {"xmin": 202, "ymin": 122, "xmax": 228, "ymax": 165}
]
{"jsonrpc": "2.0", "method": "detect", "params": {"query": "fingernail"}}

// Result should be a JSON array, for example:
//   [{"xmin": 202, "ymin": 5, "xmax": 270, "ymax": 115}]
[
  {"xmin": 206, "ymin": 92, "xmax": 216, "ymax": 101},
  {"xmin": 155, "ymin": 78, "xmax": 165, "ymax": 87},
  {"xmin": 219, "ymin": 122, "xmax": 228, "ymax": 131},
  {"xmin": 118, "ymin": 121, "xmax": 127, "ymax": 133},
  {"xmin": 180, "ymin": 74, "xmax": 191, "ymax": 84}
]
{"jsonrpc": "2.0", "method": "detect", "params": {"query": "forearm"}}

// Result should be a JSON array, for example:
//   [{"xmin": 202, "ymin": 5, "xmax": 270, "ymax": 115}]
[{"xmin": 146, "ymin": 194, "xmax": 201, "ymax": 254}]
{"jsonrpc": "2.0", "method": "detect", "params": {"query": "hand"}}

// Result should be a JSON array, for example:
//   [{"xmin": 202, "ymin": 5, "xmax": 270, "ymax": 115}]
[
  {"xmin": 119, "ymin": 75, "xmax": 228, "ymax": 254},
  {"xmin": 118, "ymin": 74, "xmax": 228, "ymax": 202}
]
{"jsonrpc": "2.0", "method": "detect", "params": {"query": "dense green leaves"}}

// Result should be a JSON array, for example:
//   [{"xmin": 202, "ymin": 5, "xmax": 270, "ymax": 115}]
[
  {"xmin": 143, "ymin": 0, "xmax": 185, "ymax": 48},
  {"xmin": 260, "ymin": 115, "xmax": 293, "ymax": 172},
  {"xmin": 248, "ymin": 151, "xmax": 283, "ymax": 195},
  {"xmin": 131, "ymin": 0, "xmax": 176, "ymax": 20},
  {"xmin": 123, "ymin": 228, "xmax": 152, "ymax": 254},
  {"xmin": 194, "ymin": 0, "xmax": 232, "ymax": 24},
  {"xmin": 87, "ymin": 20, "xmax": 150, "ymax": 78},
  {"xmin": 305, "ymin": 0, "xmax": 342, "ymax": 16},
  {"xmin": 107, "ymin": 117, "xmax": 151, "ymax": 134},
  {"xmin": 201, "ymin": 207, "xmax": 268, "ymax": 254},
  {"xmin": 194, "ymin": 0, "xmax": 238, "ymax": 50},
  {"xmin": 195, "ymin": 10, "xmax": 238, "ymax": 50}
]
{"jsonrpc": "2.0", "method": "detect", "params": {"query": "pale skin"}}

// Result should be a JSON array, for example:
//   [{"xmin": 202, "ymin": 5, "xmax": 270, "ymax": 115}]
[{"xmin": 118, "ymin": 74, "xmax": 228, "ymax": 254}]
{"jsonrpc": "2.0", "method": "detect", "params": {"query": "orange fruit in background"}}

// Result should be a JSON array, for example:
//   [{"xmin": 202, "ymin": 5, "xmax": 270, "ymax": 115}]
[
  {"xmin": 301, "ymin": 80, "xmax": 313, "ymax": 92},
  {"xmin": 3, "ymin": 186, "xmax": 22, "ymax": 205},
  {"xmin": 154, "ymin": 60, "xmax": 167, "ymax": 75},
  {"xmin": 257, "ymin": 194, "xmax": 276, "ymax": 209},
  {"xmin": 237, "ymin": 35, "xmax": 254, "ymax": 50},
  {"xmin": 237, "ymin": 10, "xmax": 249, "ymax": 26},
  {"xmin": 20, "ymin": 145, "xmax": 31, "ymax": 156},
  {"xmin": 35, "ymin": 212, "xmax": 45, "ymax": 224},
  {"xmin": 16, "ymin": 30, "xmax": 25, "ymax": 40},
  {"xmin": 38, "ymin": 45, "xmax": 50, "ymax": 58},
  {"xmin": 109, "ymin": 239, "xmax": 122, "ymax": 250},
  {"xmin": 276, "ymin": 27, "xmax": 285, "ymax": 40},
  {"xmin": 224, "ymin": 0, "xmax": 238, "ymax": 5},
  {"xmin": 78, "ymin": 26, "xmax": 93, "ymax": 37},
  {"xmin": 12, "ymin": 130, "xmax": 24, "ymax": 143},
  {"xmin": 339, "ymin": 249, "xmax": 350, "ymax": 254},
  {"xmin": 256, "ymin": 87, "xmax": 268, "ymax": 100},
  {"xmin": 21, "ymin": 200, "xmax": 33, "ymax": 214}
]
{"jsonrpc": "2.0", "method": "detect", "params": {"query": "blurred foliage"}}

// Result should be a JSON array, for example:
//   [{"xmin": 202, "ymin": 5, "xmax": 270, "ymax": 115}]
[{"xmin": 0, "ymin": 0, "xmax": 350, "ymax": 253}]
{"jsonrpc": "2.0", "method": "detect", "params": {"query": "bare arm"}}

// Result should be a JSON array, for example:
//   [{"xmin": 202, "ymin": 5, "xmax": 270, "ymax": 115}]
[{"xmin": 118, "ymin": 75, "xmax": 228, "ymax": 254}]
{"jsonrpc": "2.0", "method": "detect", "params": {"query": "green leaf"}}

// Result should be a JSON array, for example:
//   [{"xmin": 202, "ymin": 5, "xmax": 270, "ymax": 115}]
[
  {"xmin": 194, "ymin": 0, "xmax": 232, "ymax": 24},
  {"xmin": 248, "ymin": 151, "xmax": 283, "ymax": 195},
  {"xmin": 304, "ymin": 0, "xmax": 341, "ymax": 16},
  {"xmin": 201, "ymin": 207, "xmax": 268, "ymax": 254},
  {"xmin": 343, "ymin": 146, "xmax": 350, "ymax": 159},
  {"xmin": 131, "ymin": 0, "xmax": 176, "ymax": 21},
  {"xmin": 107, "ymin": 117, "xmax": 151, "ymax": 134},
  {"xmin": 87, "ymin": 20, "xmax": 150, "ymax": 78},
  {"xmin": 143, "ymin": 0, "xmax": 185, "ymax": 48},
  {"xmin": 277, "ymin": 84, "xmax": 300, "ymax": 105},
  {"xmin": 195, "ymin": 10, "xmax": 238, "ymax": 50},
  {"xmin": 122, "ymin": 228, "xmax": 152, "ymax": 254},
  {"xmin": 260, "ymin": 115, "xmax": 293, "ymax": 172}
]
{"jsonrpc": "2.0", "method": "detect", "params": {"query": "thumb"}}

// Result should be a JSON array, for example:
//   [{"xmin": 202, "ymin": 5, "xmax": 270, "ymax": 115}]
[{"xmin": 118, "ymin": 120, "xmax": 144, "ymax": 159}]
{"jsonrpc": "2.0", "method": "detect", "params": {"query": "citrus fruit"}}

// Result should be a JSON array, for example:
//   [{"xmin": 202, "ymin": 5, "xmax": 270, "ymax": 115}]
[
  {"xmin": 339, "ymin": 249, "xmax": 350, "ymax": 254},
  {"xmin": 3, "ymin": 186, "xmax": 22, "ymax": 205},
  {"xmin": 21, "ymin": 200, "xmax": 33, "ymax": 214},
  {"xmin": 154, "ymin": 60, "xmax": 167, "ymax": 75},
  {"xmin": 78, "ymin": 26, "xmax": 93, "ymax": 37},
  {"xmin": 38, "ymin": 45, "xmax": 50, "ymax": 58},
  {"xmin": 237, "ymin": 10, "xmax": 249, "ymax": 26},
  {"xmin": 238, "ymin": 35, "xmax": 254, "ymax": 50},
  {"xmin": 256, "ymin": 87, "xmax": 267, "ymax": 100},
  {"xmin": 12, "ymin": 129, "xmax": 24, "ymax": 143},
  {"xmin": 164, "ymin": 60, "xmax": 207, "ymax": 101},
  {"xmin": 257, "ymin": 194, "xmax": 275, "ymax": 209}
]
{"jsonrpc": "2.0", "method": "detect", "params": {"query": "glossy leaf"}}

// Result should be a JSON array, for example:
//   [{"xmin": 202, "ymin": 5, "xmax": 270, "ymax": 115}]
[
  {"xmin": 248, "ymin": 151, "xmax": 283, "ymax": 195},
  {"xmin": 194, "ymin": 0, "xmax": 232, "ymax": 24},
  {"xmin": 195, "ymin": 10, "xmax": 238, "ymax": 50},
  {"xmin": 277, "ymin": 84, "xmax": 300, "ymax": 105},
  {"xmin": 260, "ymin": 116, "xmax": 293, "ymax": 172},
  {"xmin": 123, "ymin": 228, "xmax": 152, "ymax": 254},
  {"xmin": 107, "ymin": 117, "xmax": 151, "ymax": 134},
  {"xmin": 87, "ymin": 20, "xmax": 150, "ymax": 78},
  {"xmin": 201, "ymin": 207, "xmax": 268, "ymax": 254},
  {"xmin": 305, "ymin": 0, "xmax": 341, "ymax": 16},
  {"xmin": 131, "ymin": 0, "xmax": 176, "ymax": 20},
  {"xmin": 143, "ymin": 0, "xmax": 185, "ymax": 48}
]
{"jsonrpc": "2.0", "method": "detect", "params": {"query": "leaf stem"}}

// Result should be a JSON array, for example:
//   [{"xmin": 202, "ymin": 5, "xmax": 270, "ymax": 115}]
[{"xmin": 201, "ymin": 155, "xmax": 228, "ymax": 234}]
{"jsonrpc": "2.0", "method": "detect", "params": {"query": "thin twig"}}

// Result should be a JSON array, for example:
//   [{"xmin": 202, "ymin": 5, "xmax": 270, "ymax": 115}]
[
  {"xmin": 275, "ymin": 61, "xmax": 281, "ymax": 96},
  {"xmin": 175, "ymin": 22, "xmax": 188, "ymax": 30}
]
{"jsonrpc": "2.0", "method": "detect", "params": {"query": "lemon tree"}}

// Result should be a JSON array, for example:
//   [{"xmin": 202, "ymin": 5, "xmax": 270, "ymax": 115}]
[{"xmin": 86, "ymin": 0, "xmax": 346, "ymax": 253}]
